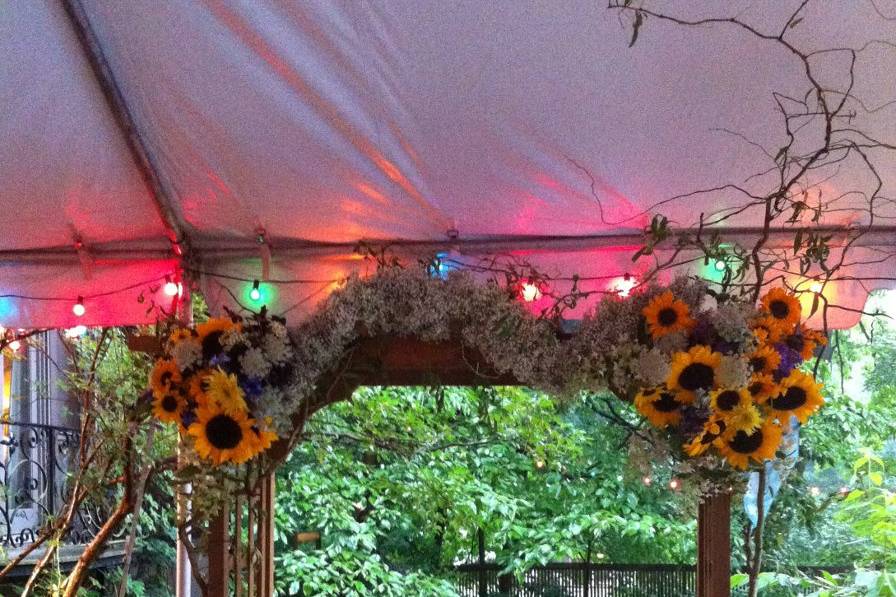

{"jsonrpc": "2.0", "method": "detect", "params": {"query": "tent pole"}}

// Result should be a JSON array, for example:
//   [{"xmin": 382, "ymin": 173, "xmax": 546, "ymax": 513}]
[{"xmin": 59, "ymin": 0, "xmax": 190, "ymax": 260}]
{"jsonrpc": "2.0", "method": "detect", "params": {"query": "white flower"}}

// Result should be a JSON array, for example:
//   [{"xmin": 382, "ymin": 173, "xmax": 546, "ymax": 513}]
[
  {"xmin": 263, "ymin": 334, "xmax": 292, "ymax": 364},
  {"xmin": 654, "ymin": 331, "xmax": 688, "ymax": 354},
  {"xmin": 270, "ymin": 321, "xmax": 288, "ymax": 339},
  {"xmin": 636, "ymin": 349, "xmax": 670, "ymax": 386},
  {"xmin": 172, "ymin": 338, "xmax": 202, "ymax": 370},
  {"xmin": 717, "ymin": 356, "xmax": 751, "ymax": 388},
  {"xmin": 699, "ymin": 294, "xmax": 718, "ymax": 313},
  {"xmin": 239, "ymin": 347, "xmax": 271, "ymax": 380},
  {"xmin": 220, "ymin": 329, "xmax": 247, "ymax": 350}
]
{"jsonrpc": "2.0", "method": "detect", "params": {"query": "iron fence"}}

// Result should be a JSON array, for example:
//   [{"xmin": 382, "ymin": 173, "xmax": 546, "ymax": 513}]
[
  {"xmin": 455, "ymin": 563, "xmax": 854, "ymax": 597},
  {"xmin": 0, "ymin": 421, "xmax": 111, "ymax": 549}
]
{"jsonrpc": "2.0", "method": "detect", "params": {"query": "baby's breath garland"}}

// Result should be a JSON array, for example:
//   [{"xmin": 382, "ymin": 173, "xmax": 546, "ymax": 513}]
[{"xmin": 147, "ymin": 263, "xmax": 826, "ymax": 509}]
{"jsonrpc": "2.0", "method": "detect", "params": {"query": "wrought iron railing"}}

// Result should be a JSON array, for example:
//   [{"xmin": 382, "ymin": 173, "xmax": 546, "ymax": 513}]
[{"xmin": 0, "ymin": 421, "xmax": 110, "ymax": 549}]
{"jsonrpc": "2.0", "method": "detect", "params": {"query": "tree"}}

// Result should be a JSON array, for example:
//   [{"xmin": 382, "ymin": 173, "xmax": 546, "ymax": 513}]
[{"xmin": 273, "ymin": 386, "xmax": 694, "ymax": 595}]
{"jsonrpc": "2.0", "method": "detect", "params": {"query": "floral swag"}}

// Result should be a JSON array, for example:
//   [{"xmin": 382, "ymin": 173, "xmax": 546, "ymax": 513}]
[{"xmin": 147, "ymin": 263, "xmax": 825, "ymax": 506}]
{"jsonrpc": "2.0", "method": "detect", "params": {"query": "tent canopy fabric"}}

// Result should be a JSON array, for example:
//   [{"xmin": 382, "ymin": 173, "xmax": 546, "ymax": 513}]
[{"xmin": 2, "ymin": 1, "xmax": 894, "ymax": 329}]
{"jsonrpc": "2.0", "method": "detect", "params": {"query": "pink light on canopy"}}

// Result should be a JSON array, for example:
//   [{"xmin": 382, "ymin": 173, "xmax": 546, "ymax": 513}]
[{"xmin": 0, "ymin": 1, "xmax": 894, "ymax": 329}]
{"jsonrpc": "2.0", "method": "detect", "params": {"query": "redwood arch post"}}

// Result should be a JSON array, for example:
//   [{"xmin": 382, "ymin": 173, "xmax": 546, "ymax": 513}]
[{"xmin": 206, "ymin": 337, "xmax": 730, "ymax": 597}]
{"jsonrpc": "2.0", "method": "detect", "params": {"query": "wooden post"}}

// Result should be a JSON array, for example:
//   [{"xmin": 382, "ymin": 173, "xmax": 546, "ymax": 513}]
[
  {"xmin": 257, "ymin": 474, "xmax": 275, "ymax": 597},
  {"xmin": 207, "ymin": 505, "xmax": 231, "ymax": 597},
  {"xmin": 697, "ymin": 492, "xmax": 731, "ymax": 597}
]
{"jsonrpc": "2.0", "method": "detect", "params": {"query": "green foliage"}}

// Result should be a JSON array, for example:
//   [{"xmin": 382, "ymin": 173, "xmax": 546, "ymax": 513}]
[{"xmin": 273, "ymin": 386, "xmax": 693, "ymax": 594}]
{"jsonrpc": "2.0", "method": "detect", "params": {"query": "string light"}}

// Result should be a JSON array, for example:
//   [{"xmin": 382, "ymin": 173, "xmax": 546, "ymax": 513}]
[
  {"xmin": 163, "ymin": 276, "xmax": 180, "ymax": 297},
  {"xmin": 669, "ymin": 479, "xmax": 680, "ymax": 490},
  {"xmin": 714, "ymin": 259, "xmax": 727, "ymax": 272},
  {"xmin": 613, "ymin": 274, "xmax": 637, "ymax": 297},
  {"xmin": 810, "ymin": 281, "xmax": 823, "ymax": 294},
  {"xmin": 250, "ymin": 280, "xmax": 262, "ymax": 302},
  {"xmin": 72, "ymin": 296, "xmax": 86, "ymax": 317},
  {"xmin": 810, "ymin": 485, "xmax": 821, "ymax": 497},
  {"xmin": 520, "ymin": 281, "xmax": 542, "ymax": 302},
  {"xmin": 8, "ymin": 340, "xmax": 21, "ymax": 351},
  {"xmin": 642, "ymin": 476, "xmax": 652, "ymax": 486}
]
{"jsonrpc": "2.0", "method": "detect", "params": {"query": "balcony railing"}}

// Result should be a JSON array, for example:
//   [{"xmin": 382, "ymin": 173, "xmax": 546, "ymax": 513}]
[{"xmin": 0, "ymin": 421, "xmax": 112, "ymax": 549}]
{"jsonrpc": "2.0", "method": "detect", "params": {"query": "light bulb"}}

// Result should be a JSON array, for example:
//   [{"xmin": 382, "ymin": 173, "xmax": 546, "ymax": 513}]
[
  {"xmin": 810, "ymin": 281, "xmax": 823, "ymax": 294},
  {"xmin": 8, "ymin": 340, "xmax": 21, "ymax": 351},
  {"xmin": 643, "ymin": 476, "xmax": 652, "ymax": 486},
  {"xmin": 250, "ymin": 280, "xmax": 262, "ymax": 302},
  {"xmin": 163, "ymin": 276, "xmax": 180, "ymax": 297},
  {"xmin": 810, "ymin": 486, "xmax": 820, "ymax": 497},
  {"xmin": 669, "ymin": 479, "xmax": 680, "ymax": 490},
  {"xmin": 714, "ymin": 259, "xmax": 727, "ymax": 272},
  {"xmin": 73, "ymin": 297, "xmax": 86, "ymax": 317},
  {"xmin": 613, "ymin": 274, "xmax": 637, "ymax": 297},
  {"xmin": 520, "ymin": 282, "xmax": 541, "ymax": 302}
]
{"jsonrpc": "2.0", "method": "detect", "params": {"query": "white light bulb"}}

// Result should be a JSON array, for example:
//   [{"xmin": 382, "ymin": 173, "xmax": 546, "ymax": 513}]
[
  {"xmin": 520, "ymin": 282, "xmax": 541, "ymax": 302},
  {"xmin": 614, "ymin": 275, "xmax": 637, "ymax": 297},
  {"xmin": 8, "ymin": 340, "xmax": 21, "ymax": 351},
  {"xmin": 163, "ymin": 278, "xmax": 180, "ymax": 297},
  {"xmin": 73, "ymin": 297, "xmax": 86, "ymax": 317}
]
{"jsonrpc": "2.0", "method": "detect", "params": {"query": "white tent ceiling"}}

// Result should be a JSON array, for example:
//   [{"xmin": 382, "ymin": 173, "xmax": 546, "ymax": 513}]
[{"xmin": 2, "ymin": 1, "xmax": 894, "ymax": 329}]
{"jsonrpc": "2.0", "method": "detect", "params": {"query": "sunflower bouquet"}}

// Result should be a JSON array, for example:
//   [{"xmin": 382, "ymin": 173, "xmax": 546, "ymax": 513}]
[
  {"xmin": 148, "ymin": 312, "xmax": 294, "ymax": 466},
  {"xmin": 633, "ymin": 287, "xmax": 825, "ymax": 470}
]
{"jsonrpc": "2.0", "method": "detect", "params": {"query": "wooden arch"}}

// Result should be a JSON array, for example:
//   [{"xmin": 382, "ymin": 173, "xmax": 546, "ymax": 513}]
[{"xmin": 205, "ymin": 337, "xmax": 731, "ymax": 597}]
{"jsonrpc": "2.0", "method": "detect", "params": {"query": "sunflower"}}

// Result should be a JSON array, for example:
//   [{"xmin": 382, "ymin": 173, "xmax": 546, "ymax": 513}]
[
  {"xmin": 767, "ymin": 369, "xmax": 824, "ymax": 423},
  {"xmin": 716, "ymin": 419, "xmax": 782, "ymax": 470},
  {"xmin": 196, "ymin": 317, "xmax": 239, "ymax": 360},
  {"xmin": 746, "ymin": 374, "xmax": 778, "ymax": 404},
  {"xmin": 188, "ymin": 404, "xmax": 256, "ymax": 465},
  {"xmin": 724, "ymin": 403, "xmax": 763, "ymax": 434},
  {"xmin": 153, "ymin": 386, "xmax": 186, "ymax": 424},
  {"xmin": 250, "ymin": 424, "xmax": 279, "ymax": 454},
  {"xmin": 751, "ymin": 316, "xmax": 785, "ymax": 344},
  {"xmin": 196, "ymin": 317, "xmax": 236, "ymax": 339},
  {"xmin": 748, "ymin": 344, "xmax": 781, "ymax": 376},
  {"xmin": 643, "ymin": 291, "xmax": 695, "ymax": 339},
  {"xmin": 205, "ymin": 369, "xmax": 248, "ymax": 416},
  {"xmin": 168, "ymin": 328, "xmax": 196, "ymax": 344},
  {"xmin": 783, "ymin": 325, "xmax": 827, "ymax": 361},
  {"xmin": 683, "ymin": 415, "xmax": 730, "ymax": 457},
  {"xmin": 150, "ymin": 359, "xmax": 181, "ymax": 397},
  {"xmin": 634, "ymin": 385, "xmax": 692, "ymax": 428},
  {"xmin": 709, "ymin": 387, "xmax": 750, "ymax": 414},
  {"xmin": 188, "ymin": 368, "xmax": 213, "ymax": 404},
  {"xmin": 760, "ymin": 288, "xmax": 801, "ymax": 331},
  {"xmin": 667, "ymin": 346, "xmax": 722, "ymax": 400}
]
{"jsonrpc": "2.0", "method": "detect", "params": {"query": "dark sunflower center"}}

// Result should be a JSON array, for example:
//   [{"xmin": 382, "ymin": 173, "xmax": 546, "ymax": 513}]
[
  {"xmin": 700, "ymin": 420, "xmax": 726, "ymax": 445},
  {"xmin": 653, "ymin": 392, "xmax": 681, "ymax": 412},
  {"xmin": 205, "ymin": 414, "xmax": 243, "ymax": 450},
  {"xmin": 748, "ymin": 382, "xmax": 765, "ymax": 397},
  {"xmin": 658, "ymin": 307, "xmax": 678, "ymax": 326},
  {"xmin": 161, "ymin": 394, "xmax": 179, "ymax": 413},
  {"xmin": 750, "ymin": 357, "xmax": 767, "ymax": 373},
  {"xmin": 678, "ymin": 363, "xmax": 714, "ymax": 392},
  {"xmin": 202, "ymin": 331, "xmax": 225, "ymax": 361},
  {"xmin": 730, "ymin": 429, "xmax": 764, "ymax": 454},
  {"xmin": 715, "ymin": 390, "xmax": 741, "ymax": 411},
  {"xmin": 769, "ymin": 300, "xmax": 790, "ymax": 320},
  {"xmin": 770, "ymin": 386, "xmax": 807, "ymax": 410},
  {"xmin": 786, "ymin": 334, "xmax": 805, "ymax": 353},
  {"xmin": 160, "ymin": 371, "xmax": 174, "ymax": 386}
]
